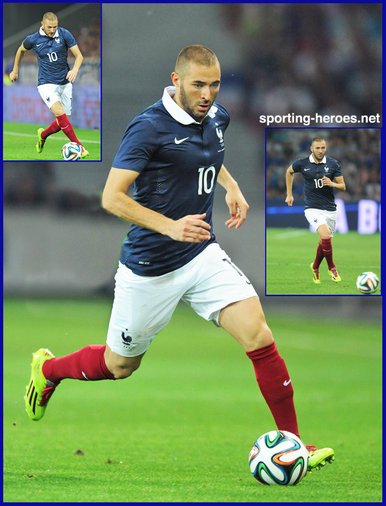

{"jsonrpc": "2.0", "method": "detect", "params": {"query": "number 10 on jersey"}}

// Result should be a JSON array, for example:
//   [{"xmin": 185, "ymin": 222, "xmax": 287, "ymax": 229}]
[{"xmin": 198, "ymin": 166, "xmax": 216, "ymax": 195}]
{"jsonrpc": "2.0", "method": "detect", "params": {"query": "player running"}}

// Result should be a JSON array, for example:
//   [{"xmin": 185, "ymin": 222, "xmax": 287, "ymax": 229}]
[
  {"xmin": 9, "ymin": 11, "xmax": 89, "ymax": 158},
  {"xmin": 285, "ymin": 136, "xmax": 346, "ymax": 284},
  {"xmin": 24, "ymin": 45, "xmax": 334, "ymax": 473}
]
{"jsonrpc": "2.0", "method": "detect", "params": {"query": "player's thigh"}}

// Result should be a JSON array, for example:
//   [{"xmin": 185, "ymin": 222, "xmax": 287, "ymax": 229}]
[
  {"xmin": 58, "ymin": 83, "xmax": 72, "ymax": 116},
  {"xmin": 219, "ymin": 296, "xmax": 273, "ymax": 352},
  {"xmin": 106, "ymin": 263, "xmax": 181, "ymax": 358},
  {"xmin": 37, "ymin": 84, "xmax": 63, "ymax": 114},
  {"xmin": 182, "ymin": 243, "xmax": 257, "ymax": 324}
]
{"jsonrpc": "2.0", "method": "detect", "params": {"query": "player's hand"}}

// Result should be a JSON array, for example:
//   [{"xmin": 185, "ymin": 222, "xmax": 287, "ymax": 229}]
[
  {"xmin": 167, "ymin": 213, "xmax": 211, "ymax": 243},
  {"xmin": 66, "ymin": 69, "xmax": 78, "ymax": 83},
  {"xmin": 9, "ymin": 70, "xmax": 18, "ymax": 82},
  {"xmin": 321, "ymin": 176, "xmax": 333, "ymax": 187},
  {"xmin": 225, "ymin": 186, "xmax": 249, "ymax": 229},
  {"xmin": 285, "ymin": 195, "xmax": 294, "ymax": 206}
]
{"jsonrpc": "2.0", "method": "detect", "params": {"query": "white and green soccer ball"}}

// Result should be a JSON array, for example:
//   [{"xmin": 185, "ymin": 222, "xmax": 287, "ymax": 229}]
[
  {"xmin": 248, "ymin": 430, "xmax": 308, "ymax": 486},
  {"xmin": 61, "ymin": 141, "xmax": 82, "ymax": 161},
  {"xmin": 356, "ymin": 272, "xmax": 380, "ymax": 294}
]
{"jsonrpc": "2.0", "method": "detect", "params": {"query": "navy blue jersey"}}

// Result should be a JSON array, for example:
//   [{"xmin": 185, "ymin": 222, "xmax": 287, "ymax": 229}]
[
  {"xmin": 112, "ymin": 86, "xmax": 230, "ymax": 276},
  {"xmin": 23, "ymin": 27, "xmax": 77, "ymax": 85},
  {"xmin": 292, "ymin": 155, "xmax": 343, "ymax": 211}
]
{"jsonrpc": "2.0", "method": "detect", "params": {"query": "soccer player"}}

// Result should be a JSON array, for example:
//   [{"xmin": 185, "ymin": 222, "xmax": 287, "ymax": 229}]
[
  {"xmin": 9, "ymin": 11, "xmax": 89, "ymax": 158},
  {"xmin": 285, "ymin": 137, "xmax": 346, "ymax": 283},
  {"xmin": 24, "ymin": 46, "xmax": 333, "ymax": 472}
]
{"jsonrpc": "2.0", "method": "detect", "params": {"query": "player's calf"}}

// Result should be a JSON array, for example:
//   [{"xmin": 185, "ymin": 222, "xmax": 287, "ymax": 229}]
[{"xmin": 104, "ymin": 349, "xmax": 145, "ymax": 379}]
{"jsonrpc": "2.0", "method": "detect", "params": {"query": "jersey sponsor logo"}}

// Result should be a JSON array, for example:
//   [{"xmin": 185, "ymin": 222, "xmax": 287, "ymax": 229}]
[{"xmin": 174, "ymin": 136, "xmax": 189, "ymax": 145}]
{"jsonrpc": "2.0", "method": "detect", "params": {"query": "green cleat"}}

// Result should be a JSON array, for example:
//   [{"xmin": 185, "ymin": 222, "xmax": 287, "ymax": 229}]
[
  {"xmin": 36, "ymin": 128, "xmax": 45, "ymax": 153},
  {"xmin": 24, "ymin": 348, "xmax": 56, "ymax": 421},
  {"xmin": 328, "ymin": 267, "xmax": 341, "ymax": 282},
  {"xmin": 306, "ymin": 446, "xmax": 335, "ymax": 471},
  {"xmin": 80, "ymin": 146, "xmax": 89, "ymax": 159},
  {"xmin": 310, "ymin": 263, "xmax": 321, "ymax": 284}
]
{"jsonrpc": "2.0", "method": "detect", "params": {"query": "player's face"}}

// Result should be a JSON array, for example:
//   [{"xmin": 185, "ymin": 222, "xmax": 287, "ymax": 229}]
[
  {"xmin": 311, "ymin": 141, "xmax": 327, "ymax": 162},
  {"xmin": 172, "ymin": 62, "xmax": 221, "ymax": 123},
  {"xmin": 41, "ymin": 18, "xmax": 58, "ymax": 38}
]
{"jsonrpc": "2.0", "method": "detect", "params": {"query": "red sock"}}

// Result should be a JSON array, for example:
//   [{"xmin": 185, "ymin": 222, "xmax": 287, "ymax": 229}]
[
  {"xmin": 42, "ymin": 345, "xmax": 114, "ymax": 383},
  {"xmin": 246, "ymin": 343, "xmax": 299, "ymax": 437},
  {"xmin": 42, "ymin": 119, "xmax": 61, "ymax": 139},
  {"xmin": 56, "ymin": 113, "xmax": 82, "ymax": 144},
  {"xmin": 313, "ymin": 242, "xmax": 324, "ymax": 270},
  {"xmin": 321, "ymin": 238, "xmax": 335, "ymax": 270}
]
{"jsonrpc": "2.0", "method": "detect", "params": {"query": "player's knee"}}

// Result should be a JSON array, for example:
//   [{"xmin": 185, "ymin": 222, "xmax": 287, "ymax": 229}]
[
  {"xmin": 105, "ymin": 354, "xmax": 143, "ymax": 379},
  {"xmin": 110, "ymin": 361, "xmax": 141, "ymax": 379},
  {"xmin": 245, "ymin": 322, "xmax": 274, "ymax": 352}
]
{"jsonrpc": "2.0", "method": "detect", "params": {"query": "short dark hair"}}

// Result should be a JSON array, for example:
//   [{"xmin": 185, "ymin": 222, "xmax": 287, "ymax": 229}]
[
  {"xmin": 175, "ymin": 45, "xmax": 219, "ymax": 75},
  {"xmin": 42, "ymin": 12, "xmax": 58, "ymax": 22},
  {"xmin": 311, "ymin": 136, "xmax": 326, "ymax": 144}
]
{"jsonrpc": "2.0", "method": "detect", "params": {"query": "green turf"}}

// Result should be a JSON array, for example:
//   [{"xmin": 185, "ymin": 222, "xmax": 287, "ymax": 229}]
[
  {"xmin": 266, "ymin": 228, "xmax": 381, "ymax": 295},
  {"xmin": 3, "ymin": 121, "xmax": 101, "ymax": 161},
  {"xmin": 3, "ymin": 298, "xmax": 382, "ymax": 502}
]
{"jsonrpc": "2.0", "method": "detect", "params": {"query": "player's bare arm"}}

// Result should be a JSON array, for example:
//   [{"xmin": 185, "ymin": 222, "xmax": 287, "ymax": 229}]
[
  {"xmin": 66, "ymin": 44, "xmax": 83, "ymax": 83},
  {"xmin": 321, "ymin": 175, "xmax": 346, "ymax": 191},
  {"xmin": 285, "ymin": 165, "xmax": 295, "ymax": 206},
  {"xmin": 102, "ymin": 167, "xmax": 211, "ymax": 243},
  {"xmin": 9, "ymin": 43, "xmax": 28, "ymax": 82},
  {"xmin": 217, "ymin": 164, "xmax": 249, "ymax": 229}
]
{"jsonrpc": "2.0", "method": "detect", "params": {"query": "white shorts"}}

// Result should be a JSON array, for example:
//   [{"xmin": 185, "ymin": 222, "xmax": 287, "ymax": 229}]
[
  {"xmin": 37, "ymin": 82, "xmax": 72, "ymax": 115},
  {"xmin": 106, "ymin": 243, "xmax": 257, "ymax": 357},
  {"xmin": 304, "ymin": 208, "xmax": 337, "ymax": 236}
]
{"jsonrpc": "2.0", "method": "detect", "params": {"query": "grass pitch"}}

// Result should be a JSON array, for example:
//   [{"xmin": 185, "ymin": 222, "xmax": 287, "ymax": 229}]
[
  {"xmin": 3, "ymin": 121, "xmax": 101, "ymax": 161},
  {"xmin": 3, "ymin": 298, "xmax": 382, "ymax": 502},
  {"xmin": 266, "ymin": 228, "xmax": 381, "ymax": 296}
]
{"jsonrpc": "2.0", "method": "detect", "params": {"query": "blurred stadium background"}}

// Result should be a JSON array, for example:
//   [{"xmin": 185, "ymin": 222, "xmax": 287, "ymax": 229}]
[
  {"xmin": 3, "ymin": 3, "xmax": 100, "ymax": 129},
  {"xmin": 3, "ymin": 3, "xmax": 382, "ymax": 319}
]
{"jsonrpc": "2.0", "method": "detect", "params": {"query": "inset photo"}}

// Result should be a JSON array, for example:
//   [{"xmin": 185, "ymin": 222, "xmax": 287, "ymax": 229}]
[
  {"xmin": 266, "ymin": 128, "xmax": 381, "ymax": 296},
  {"xmin": 3, "ymin": 3, "xmax": 101, "ymax": 161}
]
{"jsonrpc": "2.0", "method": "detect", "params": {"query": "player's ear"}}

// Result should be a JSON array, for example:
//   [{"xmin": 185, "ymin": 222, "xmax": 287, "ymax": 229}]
[{"xmin": 171, "ymin": 72, "xmax": 180, "ymax": 87}]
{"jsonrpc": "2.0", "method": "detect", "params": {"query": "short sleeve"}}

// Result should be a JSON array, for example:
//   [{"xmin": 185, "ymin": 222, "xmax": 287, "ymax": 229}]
[
  {"xmin": 62, "ymin": 28, "xmax": 77, "ymax": 48},
  {"xmin": 292, "ymin": 159, "xmax": 303, "ymax": 173},
  {"xmin": 22, "ymin": 35, "xmax": 33, "ymax": 50},
  {"xmin": 112, "ymin": 118, "xmax": 159, "ymax": 172},
  {"xmin": 334, "ymin": 160, "xmax": 343, "ymax": 177}
]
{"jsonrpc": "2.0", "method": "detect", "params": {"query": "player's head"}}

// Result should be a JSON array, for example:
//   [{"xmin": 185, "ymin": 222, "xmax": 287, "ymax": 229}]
[
  {"xmin": 171, "ymin": 45, "xmax": 221, "ymax": 123},
  {"xmin": 310, "ymin": 137, "xmax": 327, "ymax": 162},
  {"xmin": 41, "ymin": 12, "xmax": 58, "ymax": 38}
]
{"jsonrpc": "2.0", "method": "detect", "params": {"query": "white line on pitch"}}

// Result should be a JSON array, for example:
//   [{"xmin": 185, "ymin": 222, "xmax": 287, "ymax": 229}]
[{"xmin": 4, "ymin": 131, "xmax": 100, "ymax": 144}]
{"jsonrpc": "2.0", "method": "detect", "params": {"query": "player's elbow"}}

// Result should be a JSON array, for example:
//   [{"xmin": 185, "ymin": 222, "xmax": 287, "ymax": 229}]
[
  {"xmin": 101, "ymin": 188, "xmax": 115, "ymax": 214},
  {"xmin": 286, "ymin": 167, "xmax": 294, "ymax": 177}
]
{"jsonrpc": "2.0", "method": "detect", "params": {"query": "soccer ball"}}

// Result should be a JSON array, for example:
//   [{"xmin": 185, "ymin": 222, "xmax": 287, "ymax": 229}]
[
  {"xmin": 61, "ymin": 142, "xmax": 82, "ymax": 161},
  {"xmin": 356, "ymin": 272, "xmax": 380, "ymax": 294},
  {"xmin": 249, "ymin": 430, "xmax": 308, "ymax": 486}
]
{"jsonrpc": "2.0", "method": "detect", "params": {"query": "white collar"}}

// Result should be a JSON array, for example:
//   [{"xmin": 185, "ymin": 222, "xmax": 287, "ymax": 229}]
[
  {"xmin": 162, "ymin": 86, "xmax": 217, "ymax": 125},
  {"xmin": 309, "ymin": 153, "xmax": 326, "ymax": 164},
  {"xmin": 39, "ymin": 27, "xmax": 59, "ymax": 38}
]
